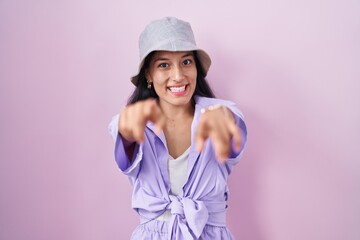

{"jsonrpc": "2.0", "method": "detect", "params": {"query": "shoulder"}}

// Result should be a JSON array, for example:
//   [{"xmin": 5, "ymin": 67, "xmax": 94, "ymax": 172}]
[
  {"xmin": 194, "ymin": 95, "xmax": 245, "ymax": 120},
  {"xmin": 194, "ymin": 96, "xmax": 237, "ymax": 109}
]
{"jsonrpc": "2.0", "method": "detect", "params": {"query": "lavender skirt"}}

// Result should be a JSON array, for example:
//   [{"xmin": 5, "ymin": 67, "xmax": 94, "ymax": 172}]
[{"xmin": 130, "ymin": 220, "xmax": 235, "ymax": 240}]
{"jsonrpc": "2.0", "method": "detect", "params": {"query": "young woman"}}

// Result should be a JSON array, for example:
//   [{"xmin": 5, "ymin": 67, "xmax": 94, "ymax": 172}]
[{"xmin": 108, "ymin": 16, "xmax": 247, "ymax": 240}]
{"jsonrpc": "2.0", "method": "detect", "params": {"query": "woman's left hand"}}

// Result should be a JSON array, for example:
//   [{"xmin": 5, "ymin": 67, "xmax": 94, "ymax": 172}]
[{"xmin": 195, "ymin": 105, "xmax": 242, "ymax": 163}]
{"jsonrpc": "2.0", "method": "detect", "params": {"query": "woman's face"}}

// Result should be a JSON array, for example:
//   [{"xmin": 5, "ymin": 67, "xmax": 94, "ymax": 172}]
[{"xmin": 146, "ymin": 51, "xmax": 197, "ymax": 110}]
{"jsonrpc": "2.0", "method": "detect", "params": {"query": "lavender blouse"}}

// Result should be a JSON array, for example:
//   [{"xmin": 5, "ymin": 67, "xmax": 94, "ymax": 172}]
[{"xmin": 108, "ymin": 96, "xmax": 247, "ymax": 239}]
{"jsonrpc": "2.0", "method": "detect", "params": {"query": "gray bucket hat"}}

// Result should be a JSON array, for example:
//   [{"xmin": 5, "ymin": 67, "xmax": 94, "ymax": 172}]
[{"xmin": 131, "ymin": 17, "xmax": 212, "ymax": 86}]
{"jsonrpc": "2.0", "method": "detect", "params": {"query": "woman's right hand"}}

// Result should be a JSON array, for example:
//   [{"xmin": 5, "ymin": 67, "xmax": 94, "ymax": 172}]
[{"xmin": 118, "ymin": 98, "xmax": 165, "ymax": 144}]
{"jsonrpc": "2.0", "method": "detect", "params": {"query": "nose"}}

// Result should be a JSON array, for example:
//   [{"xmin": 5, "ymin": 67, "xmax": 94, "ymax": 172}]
[{"xmin": 171, "ymin": 65, "xmax": 185, "ymax": 82}]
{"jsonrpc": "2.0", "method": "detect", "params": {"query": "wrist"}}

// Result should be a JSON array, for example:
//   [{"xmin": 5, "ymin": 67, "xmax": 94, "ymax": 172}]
[{"xmin": 119, "ymin": 133, "xmax": 136, "ymax": 148}]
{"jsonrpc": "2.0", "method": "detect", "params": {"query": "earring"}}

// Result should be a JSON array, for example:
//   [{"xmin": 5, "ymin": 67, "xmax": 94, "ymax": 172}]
[{"xmin": 147, "ymin": 80, "xmax": 152, "ymax": 89}]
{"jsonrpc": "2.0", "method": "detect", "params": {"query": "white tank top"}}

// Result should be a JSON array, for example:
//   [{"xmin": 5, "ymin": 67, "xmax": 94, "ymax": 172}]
[{"xmin": 155, "ymin": 147, "xmax": 190, "ymax": 221}]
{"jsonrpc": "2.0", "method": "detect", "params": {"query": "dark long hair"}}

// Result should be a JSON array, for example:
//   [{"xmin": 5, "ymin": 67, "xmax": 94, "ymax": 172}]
[{"xmin": 127, "ymin": 51, "xmax": 215, "ymax": 105}]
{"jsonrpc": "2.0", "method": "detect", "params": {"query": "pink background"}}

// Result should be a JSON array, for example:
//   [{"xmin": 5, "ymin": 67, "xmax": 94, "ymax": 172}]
[{"xmin": 1, "ymin": 0, "xmax": 359, "ymax": 239}]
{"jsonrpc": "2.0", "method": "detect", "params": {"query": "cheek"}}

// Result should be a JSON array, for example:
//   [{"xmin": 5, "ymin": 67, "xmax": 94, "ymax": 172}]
[
  {"xmin": 153, "ymin": 76, "xmax": 167, "ymax": 88},
  {"xmin": 152, "ymin": 70, "xmax": 167, "ymax": 81},
  {"xmin": 152, "ymin": 79, "xmax": 167, "ymax": 94},
  {"xmin": 190, "ymin": 70, "xmax": 197, "ymax": 84},
  {"xmin": 149, "ymin": 72, "xmax": 164, "ymax": 87}
]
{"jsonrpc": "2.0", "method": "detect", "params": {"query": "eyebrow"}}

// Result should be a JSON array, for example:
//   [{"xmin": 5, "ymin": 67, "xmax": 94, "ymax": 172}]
[{"xmin": 153, "ymin": 53, "xmax": 194, "ymax": 62}]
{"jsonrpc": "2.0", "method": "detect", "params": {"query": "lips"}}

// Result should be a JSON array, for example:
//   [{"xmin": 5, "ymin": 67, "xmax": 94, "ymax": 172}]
[
  {"xmin": 167, "ymin": 84, "xmax": 189, "ymax": 96},
  {"xmin": 169, "ymin": 85, "xmax": 186, "ymax": 93}
]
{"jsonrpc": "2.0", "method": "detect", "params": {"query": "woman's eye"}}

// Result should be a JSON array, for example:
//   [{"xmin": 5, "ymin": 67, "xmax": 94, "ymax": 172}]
[
  {"xmin": 158, "ymin": 63, "xmax": 169, "ymax": 68},
  {"xmin": 183, "ymin": 59, "xmax": 192, "ymax": 65}
]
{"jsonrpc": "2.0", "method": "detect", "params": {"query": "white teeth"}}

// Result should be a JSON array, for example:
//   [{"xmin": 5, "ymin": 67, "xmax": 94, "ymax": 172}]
[{"xmin": 169, "ymin": 85, "xmax": 186, "ymax": 92}]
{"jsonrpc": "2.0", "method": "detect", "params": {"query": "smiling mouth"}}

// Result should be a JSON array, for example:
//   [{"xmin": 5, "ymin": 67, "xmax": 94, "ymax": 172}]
[{"xmin": 168, "ymin": 84, "xmax": 188, "ymax": 93}]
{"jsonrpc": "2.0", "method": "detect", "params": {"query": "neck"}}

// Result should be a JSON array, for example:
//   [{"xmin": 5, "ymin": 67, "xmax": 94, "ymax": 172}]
[{"xmin": 159, "ymin": 101, "xmax": 194, "ymax": 122}]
